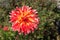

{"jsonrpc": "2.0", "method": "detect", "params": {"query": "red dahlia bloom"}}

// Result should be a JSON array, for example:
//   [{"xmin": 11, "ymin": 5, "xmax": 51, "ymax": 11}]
[
  {"xmin": 3, "ymin": 26, "xmax": 9, "ymax": 31},
  {"xmin": 10, "ymin": 6, "xmax": 39, "ymax": 35}
]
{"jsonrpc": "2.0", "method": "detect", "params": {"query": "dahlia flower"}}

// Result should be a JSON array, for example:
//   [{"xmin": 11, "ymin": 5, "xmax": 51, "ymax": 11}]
[
  {"xmin": 10, "ymin": 6, "xmax": 39, "ymax": 35},
  {"xmin": 3, "ymin": 26, "xmax": 9, "ymax": 31}
]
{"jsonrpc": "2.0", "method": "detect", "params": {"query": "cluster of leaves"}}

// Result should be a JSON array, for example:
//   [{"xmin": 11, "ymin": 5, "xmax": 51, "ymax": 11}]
[{"xmin": 0, "ymin": 0, "xmax": 60, "ymax": 40}]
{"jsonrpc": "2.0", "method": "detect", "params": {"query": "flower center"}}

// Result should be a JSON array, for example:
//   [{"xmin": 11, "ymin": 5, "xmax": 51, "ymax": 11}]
[{"xmin": 22, "ymin": 17, "xmax": 28, "ymax": 22}]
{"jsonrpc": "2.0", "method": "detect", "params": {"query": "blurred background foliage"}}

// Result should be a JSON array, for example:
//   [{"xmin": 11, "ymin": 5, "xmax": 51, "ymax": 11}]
[{"xmin": 0, "ymin": 0, "xmax": 60, "ymax": 40}]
